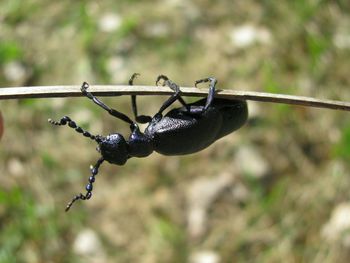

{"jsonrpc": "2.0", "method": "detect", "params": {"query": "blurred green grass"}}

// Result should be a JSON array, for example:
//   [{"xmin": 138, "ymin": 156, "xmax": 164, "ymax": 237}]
[{"xmin": 0, "ymin": 1, "xmax": 350, "ymax": 262}]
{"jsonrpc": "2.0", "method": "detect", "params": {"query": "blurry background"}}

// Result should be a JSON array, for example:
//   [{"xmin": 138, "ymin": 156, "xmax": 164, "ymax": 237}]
[{"xmin": 1, "ymin": 1, "xmax": 350, "ymax": 262}]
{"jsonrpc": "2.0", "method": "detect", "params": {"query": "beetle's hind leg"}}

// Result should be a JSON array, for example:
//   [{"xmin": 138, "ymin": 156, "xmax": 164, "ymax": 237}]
[
  {"xmin": 195, "ymin": 77, "xmax": 217, "ymax": 111},
  {"xmin": 155, "ymin": 75, "xmax": 189, "ymax": 114},
  {"xmin": 65, "ymin": 157, "xmax": 104, "ymax": 212},
  {"xmin": 48, "ymin": 116, "xmax": 102, "ymax": 143},
  {"xmin": 129, "ymin": 73, "xmax": 152, "ymax": 124}
]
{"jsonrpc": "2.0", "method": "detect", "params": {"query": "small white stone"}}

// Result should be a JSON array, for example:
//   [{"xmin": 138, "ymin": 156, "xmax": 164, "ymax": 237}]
[
  {"xmin": 187, "ymin": 207, "xmax": 206, "ymax": 238},
  {"xmin": 187, "ymin": 172, "xmax": 233, "ymax": 209},
  {"xmin": 235, "ymin": 145, "xmax": 269, "ymax": 178},
  {"xmin": 230, "ymin": 24, "xmax": 271, "ymax": 48},
  {"xmin": 321, "ymin": 203, "xmax": 350, "ymax": 244},
  {"xmin": 99, "ymin": 13, "xmax": 122, "ymax": 32},
  {"xmin": 73, "ymin": 229, "xmax": 103, "ymax": 256},
  {"xmin": 187, "ymin": 172, "xmax": 234, "ymax": 238},
  {"xmin": 3, "ymin": 61, "xmax": 26, "ymax": 82},
  {"xmin": 333, "ymin": 33, "xmax": 350, "ymax": 49},
  {"xmin": 8, "ymin": 158, "xmax": 25, "ymax": 177},
  {"xmin": 190, "ymin": 251, "xmax": 220, "ymax": 263}
]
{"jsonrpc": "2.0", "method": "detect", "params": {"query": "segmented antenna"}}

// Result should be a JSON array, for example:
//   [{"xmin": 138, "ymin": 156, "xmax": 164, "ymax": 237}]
[
  {"xmin": 48, "ymin": 116, "xmax": 101, "ymax": 143},
  {"xmin": 65, "ymin": 157, "xmax": 104, "ymax": 212}
]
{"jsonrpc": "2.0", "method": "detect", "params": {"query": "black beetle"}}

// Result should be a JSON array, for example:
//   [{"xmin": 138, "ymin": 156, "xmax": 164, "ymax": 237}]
[{"xmin": 48, "ymin": 74, "xmax": 248, "ymax": 211}]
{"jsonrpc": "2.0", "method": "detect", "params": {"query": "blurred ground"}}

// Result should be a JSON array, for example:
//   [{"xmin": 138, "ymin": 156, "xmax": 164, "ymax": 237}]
[{"xmin": 0, "ymin": 1, "xmax": 350, "ymax": 262}]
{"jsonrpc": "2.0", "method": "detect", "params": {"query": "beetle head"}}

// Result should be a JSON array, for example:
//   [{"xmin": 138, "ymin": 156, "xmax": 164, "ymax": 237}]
[{"xmin": 97, "ymin": 133, "xmax": 128, "ymax": 165}]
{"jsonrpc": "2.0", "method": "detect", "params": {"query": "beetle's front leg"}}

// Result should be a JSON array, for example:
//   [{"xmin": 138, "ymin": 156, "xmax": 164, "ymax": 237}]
[{"xmin": 81, "ymin": 82, "xmax": 135, "ymax": 126}]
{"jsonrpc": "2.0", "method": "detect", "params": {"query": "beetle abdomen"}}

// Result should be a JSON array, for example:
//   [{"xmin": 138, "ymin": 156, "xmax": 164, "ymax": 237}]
[
  {"xmin": 145, "ymin": 98, "xmax": 248, "ymax": 156},
  {"xmin": 146, "ymin": 107, "xmax": 222, "ymax": 155},
  {"xmin": 212, "ymin": 99, "xmax": 248, "ymax": 139}
]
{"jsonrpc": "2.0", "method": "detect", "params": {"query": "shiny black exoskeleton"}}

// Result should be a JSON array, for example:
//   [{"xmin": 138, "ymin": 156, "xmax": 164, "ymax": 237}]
[{"xmin": 48, "ymin": 74, "xmax": 248, "ymax": 211}]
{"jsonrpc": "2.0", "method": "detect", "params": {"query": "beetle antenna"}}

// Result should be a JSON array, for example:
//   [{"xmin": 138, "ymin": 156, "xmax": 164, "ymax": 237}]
[
  {"xmin": 48, "ymin": 116, "xmax": 102, "ymax": 143},
  {"xmin": 65, "ymin": 157, "xmax": 104, "ymax": 212}
]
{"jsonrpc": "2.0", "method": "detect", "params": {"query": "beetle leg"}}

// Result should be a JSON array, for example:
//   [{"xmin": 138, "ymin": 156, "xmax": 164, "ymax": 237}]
[
  {"xmin": 48, "ymin": 116, "xmax": 102, "ymax": 143},
  {"xmin": 65, "ymin": 157, "xmax": 104, "ymax": 212},
  {"xmin": 195, "ymin": 77, "xmax": 217, "ymax": 111},
  {"xmin": 81, "ymin": 82, "xmax": 135, "ymax": 126},
  {"xmin": 129, "ymin": 73, "xmax": 152, "ymax": 124},
  {"xmin": 155, "ymin": 75, "xmax": 190, "ymax": 114}
]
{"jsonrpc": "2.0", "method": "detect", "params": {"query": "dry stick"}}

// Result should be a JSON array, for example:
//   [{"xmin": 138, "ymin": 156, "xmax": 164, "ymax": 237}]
[{"xmin": 0, "ymin": 85, "xmax": 349, "ymax": 111}]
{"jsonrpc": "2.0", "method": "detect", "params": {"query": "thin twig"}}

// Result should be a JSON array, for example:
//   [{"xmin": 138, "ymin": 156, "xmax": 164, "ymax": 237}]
[{"xmin": 0, "ymin": 85, "xmax": 349, "ymax": 111}]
